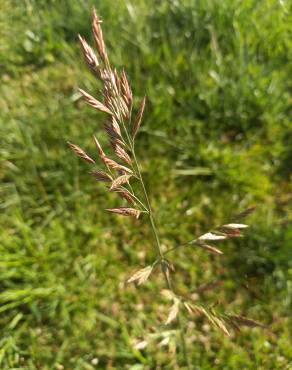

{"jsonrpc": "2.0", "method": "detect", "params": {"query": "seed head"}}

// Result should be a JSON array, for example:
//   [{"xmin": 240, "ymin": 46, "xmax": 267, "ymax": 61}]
[
  {"xmin": 67, "ymin": 142, "xmax": 95, "ymax": 164},
  {"xmin": 78, "ymin": 35, "xmax": 99, "ymax": 74}
]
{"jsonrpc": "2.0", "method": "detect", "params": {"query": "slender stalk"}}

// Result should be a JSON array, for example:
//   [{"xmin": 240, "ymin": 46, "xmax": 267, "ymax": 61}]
[
  {"xmin": 131, "ymin": 150, "xmax": 162, "ymax": 256},
  {"xmin": 131, "ymin": 148, "xmax": 191, "ymax": 369},
  {"xmin": 177, "ymin": 315, "xmax": 190, "ymax": 369},
  {"xmin": 164, "ymin": 241, "xmax": 191, "ymax": 256}
]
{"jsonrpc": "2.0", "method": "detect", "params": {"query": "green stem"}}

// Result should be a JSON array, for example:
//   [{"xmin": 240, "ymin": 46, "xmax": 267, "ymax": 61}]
[
  {"xmin": 131, "ymin": 148, "xmax": 191, "ymax": 369},
  {"xmin": 131, "ymin": 150, "xmax": 162, "ymax": 258},
  {"xmin": 120, "ymin": 185, "xmax": 148, "ymax": 211},
  {"xmin": 105, "ymin": 67, "xmax": 190, "ymax": 366}
]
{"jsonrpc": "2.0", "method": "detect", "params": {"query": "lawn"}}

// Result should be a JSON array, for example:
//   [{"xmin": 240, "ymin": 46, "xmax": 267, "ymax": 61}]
[{"xmin": 0, "ymin": 0, "xmax": 291, "ymax": 369}]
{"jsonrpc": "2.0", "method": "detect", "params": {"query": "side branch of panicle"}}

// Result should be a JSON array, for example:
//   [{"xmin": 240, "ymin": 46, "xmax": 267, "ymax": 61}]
[
  {"xmin": 67, "ymin": 142, "xmax": 95, "ymax": 164},
  {"xmin": 79, "ymin": 88, "xmax": 113, "ymax": 115}
]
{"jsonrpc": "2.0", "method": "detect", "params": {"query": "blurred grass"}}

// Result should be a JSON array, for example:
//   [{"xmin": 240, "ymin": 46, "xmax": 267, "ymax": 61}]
[{"xmin": 0, "ymin": 0, "xmax": 291, "ymax": 368}]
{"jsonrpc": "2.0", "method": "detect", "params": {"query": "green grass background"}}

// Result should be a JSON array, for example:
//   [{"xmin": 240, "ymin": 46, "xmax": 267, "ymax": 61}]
[{"xmin": 0, "ymin": 0, "xmax": 291, "ymax": 369}]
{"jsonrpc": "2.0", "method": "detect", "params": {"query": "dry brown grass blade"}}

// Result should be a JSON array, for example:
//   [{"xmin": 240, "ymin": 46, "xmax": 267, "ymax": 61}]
[
  {"xmin": 105, "ymin": 207, "xmax": 141, "ymax": 218},
  {"xmin": 67, "ymin": 142, "xmax": 95, "ymax": 164},
  {"xmin": 110, "ymin": 174, "xmax": 131, "ymax": 190},
  {"xmin": 132, "ymin": 97, "xmax": 146, "ymax": 139},
  {"xmin": 79, "ymin": 88, "xmax": 113, "ymax": 115},
  {"xmin": 89, "ymin": 170, "xmax": 112, "ymax": 182}
]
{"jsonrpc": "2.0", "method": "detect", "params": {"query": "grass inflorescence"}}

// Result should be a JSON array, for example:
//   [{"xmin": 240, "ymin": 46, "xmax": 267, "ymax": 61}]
[
  {"xmin": 68, "ymin": 8, "xmax": 271, "ymax": 368},
  {"xmin": 0, "ymin": 0, "xmax": 291, "ymax": 368}
]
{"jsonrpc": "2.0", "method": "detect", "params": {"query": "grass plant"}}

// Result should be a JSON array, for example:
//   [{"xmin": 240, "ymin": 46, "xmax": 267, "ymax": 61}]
[
  {"xmin": 69, "ymin": 9, "xmax": 268, "ymax": 368},
  {"xmin": 0, "ymin": 1, "xmax": 291, "ymax": 368}
]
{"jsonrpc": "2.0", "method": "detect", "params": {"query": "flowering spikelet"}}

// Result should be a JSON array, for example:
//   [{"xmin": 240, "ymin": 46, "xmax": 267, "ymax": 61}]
[
  {"xmin": 103, "ymin": 156, "xmax": 133, "ymax": 174},
  {"xmin": 93, "ymin": 136, "xmax": 132, "ymax": 174},
  {"xmin": 104, "ymin": 120, "xmax": 124, "ymax": 149},
  {"xmin": 67, "ymin": 142, "xmax": 95, "ymax": 164},
  {"xmin": 92, "ymin": 9, "xmax": 107, "ymax": 62},
  {"xmin": 89, "ymin": 170, "xmax": 112, "ymax": 182},
  {"xmin": 183, "ymin": 302, "xmax": 194, "ymax": 314},
  {"xmin": 109, "ymin": 70, "xmax": 120, "ymax": 96},
  {"xmin": 165, "ymin": 299, "xmax": 180, "ymax": 325},
  {"xmin": 222, "ymin": 223, "xmax": 248, "ymax": 229},
  {"xmin": 188, "ymin": 208, "xmax": 254, "ymax": 251},
  {"xmin": 78, "ymin": 35, "xmax": 99, "ymax": 74},
  {"xmin": 111, "ymin": 117, "xmax": 122, "ymax": 138},
  {"xmin": 113, "ymin": 188, "xmax": 136, "ymax": 205},
  {"xmin": 79, "ymin": 88, "xmax": 112, "ymax": 115},
  {"xmin": 93, "ymin": 135, "xmax": 105, "ymax": 156},
  {"xmin": 198, "ymin": 232, "xmax": 226, "ymax": 241},
  {"xmin": 212, "ymin": 316, "xmax": 230, "ymax": 337},
  {"xmin": 105, "ymin": 207, "xmax": 141, "ymax": 219},
  {"xmin": 121, "ymin": 69, "xmax": 132, "ymax": 108},
  {"xmin": 127, "ymin": 265, "xmax": 153, "ymax": 285},
  {"xmin": 132, "ymin": 97, "xmax": 146, "ymax": 138},
  {"xmin": 110, "ymin": 174, "xmax": 131, "ymax": 190},
  {"xmin": 114, "ymin": 145, "xmax": 132, "ymax": 165},
  {"xmin": 103, "ymin": 85, "xmax": 129, "ymax": 120},
  {"xmin": 113, "ymin": 69, "xmax": 121, "ymax": 93}
]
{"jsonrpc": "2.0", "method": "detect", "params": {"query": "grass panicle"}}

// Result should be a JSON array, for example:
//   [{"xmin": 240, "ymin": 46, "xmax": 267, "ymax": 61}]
[{"xmin": 68, "ymin": 8, "xmax": 264, "ymax": 368}]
